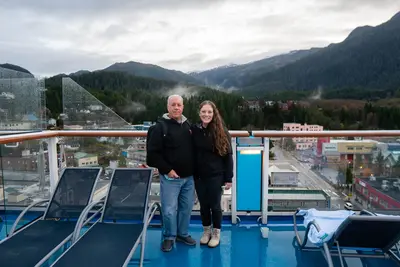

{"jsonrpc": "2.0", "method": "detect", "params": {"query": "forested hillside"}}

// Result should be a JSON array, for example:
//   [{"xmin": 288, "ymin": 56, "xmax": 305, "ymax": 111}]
[
  {"xmin": 191, "ymin": 49, "xmax": 321, "ymax": 88},
  {"xmin": 43, "ymin": 71, "xmax": 400, "ymax": 131},
  {"xmin": 102, "ymin": 61, "xmax": 200, "ymax": 84},
  {"xmin": 240, "ymin": 12, "xmax": 400, "ymax": 93}
]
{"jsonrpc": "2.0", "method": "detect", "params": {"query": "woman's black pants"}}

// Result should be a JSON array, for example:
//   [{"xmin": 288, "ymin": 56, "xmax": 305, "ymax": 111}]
[{"xmin": 195, "ymin": 175, "xmax": 223, "ymax": 229}]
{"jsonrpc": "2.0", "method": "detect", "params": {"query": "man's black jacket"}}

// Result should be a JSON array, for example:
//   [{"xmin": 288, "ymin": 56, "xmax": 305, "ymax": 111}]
[{"xmin": 146, "ymin": 114, "xmax": 193, "ymax": 178}]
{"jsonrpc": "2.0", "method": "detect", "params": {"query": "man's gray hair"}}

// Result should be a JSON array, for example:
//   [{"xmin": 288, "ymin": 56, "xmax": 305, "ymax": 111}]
[{"xmin": 167, "ymin": 94, "xmax": 183, "ymax": 105}]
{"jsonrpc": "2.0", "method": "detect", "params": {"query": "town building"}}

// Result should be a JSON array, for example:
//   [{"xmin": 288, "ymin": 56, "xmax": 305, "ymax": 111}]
[
  {"xmin": 355, "ymin": 176, "xmax": 400, "ymax": 210},
  {"xmin": 283, "ymin": 123, "xmax": 323, "ymax": 150},
  {"xmin": 268, "ymin": 163, "xmax": 299, "ymax": 187},
  {"xmin": 320, "ymin": 139, "xmax": 377, "ymax": 172},
  {"xmin": 74, "ymin": 152, "xmax": 98, "ymax": 167}
]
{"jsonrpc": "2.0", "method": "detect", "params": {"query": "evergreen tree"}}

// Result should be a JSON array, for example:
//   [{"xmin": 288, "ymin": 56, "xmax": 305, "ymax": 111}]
[{"xmin": 346, "ymin": 167, "xmax": 353, "ymax": 185}]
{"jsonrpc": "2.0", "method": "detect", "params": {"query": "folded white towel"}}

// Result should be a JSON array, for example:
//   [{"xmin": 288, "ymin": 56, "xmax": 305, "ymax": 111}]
[{"xmin": 297, "ymin": 209, "xmax": 355, "ymax": 246}]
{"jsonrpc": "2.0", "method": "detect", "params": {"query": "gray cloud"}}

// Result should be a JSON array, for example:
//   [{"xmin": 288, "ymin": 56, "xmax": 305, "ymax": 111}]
[
  {"xmin": 320, "ymin": 0, "xmax": 400, "ymax": 12},
  {"xmin": 0, "ymin": 0, "xmax": 222, "ymax": 17},
  {"xmin": 99, "ymin": 25, "xmax": 132, "ymax": 40},
  {"xmin": 249, "ymin": 14, "xmax": 293, "ymax": 28},
  {"xmin": 0, "ymin": 1, "xmax": 399, "ymax": 76},
  {"xmin": 0, "ymin": 42, "xmax": 119, "ymax": 77},
  {"xmin": 158, "ymin": 53, "xmax": 208, "ymax": 67}
]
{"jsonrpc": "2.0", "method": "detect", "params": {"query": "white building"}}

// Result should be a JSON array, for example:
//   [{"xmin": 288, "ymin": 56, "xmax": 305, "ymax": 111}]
[{"xmin": 269, "ymin": 163, "xmax": 299, "ymax": 187}]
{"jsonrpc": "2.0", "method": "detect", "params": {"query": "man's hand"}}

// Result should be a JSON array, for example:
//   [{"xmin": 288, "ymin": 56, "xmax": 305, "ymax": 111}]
[
  {"xmin": 224, "ymin": 182, "xmax": 232, "ymax": 190},
  {"xmin": 168, "ymin": 170, "xmax": 179, "ymax": 178}
]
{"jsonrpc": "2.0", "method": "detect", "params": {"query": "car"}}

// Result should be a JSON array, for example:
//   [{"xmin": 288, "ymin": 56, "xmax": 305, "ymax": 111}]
[{"xmin": 344, "ymin": 201, "xmax": 353, "ymax": 210}]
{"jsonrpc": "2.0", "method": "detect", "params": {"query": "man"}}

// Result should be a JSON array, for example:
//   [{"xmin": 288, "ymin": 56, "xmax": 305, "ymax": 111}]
[{"xmin": 147, "ymin": 94, "xmax": 196, "ymax": 252}]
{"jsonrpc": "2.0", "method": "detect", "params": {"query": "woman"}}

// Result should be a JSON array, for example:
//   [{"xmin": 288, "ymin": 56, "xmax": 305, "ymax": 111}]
[{"xmin": 192, "ymin": 100, "xmax": 233, "ymax": 248}]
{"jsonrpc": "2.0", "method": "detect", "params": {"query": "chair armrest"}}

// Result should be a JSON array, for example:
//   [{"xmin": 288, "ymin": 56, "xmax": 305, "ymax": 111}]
[
  {"xmin": 293, "ymin": 209, "xmax": 302, "ymax": 246},
  {"xmin": 72, "ymin": 200, "xmax": 104, "ymax": 243},
  {"xmin": 9, "ymin": 199, "xmax": 50, "ymax": 236},
  {"xmin": 293, "ymin": 209, "xmax": 322, "ymax": 248},
  {"xmin": 145, "ymin": 202, "xmax": 162, "ymax": 227},
  {"xmin": 360, "ymin": 209, "xmax": 377, "ymax": 216}
]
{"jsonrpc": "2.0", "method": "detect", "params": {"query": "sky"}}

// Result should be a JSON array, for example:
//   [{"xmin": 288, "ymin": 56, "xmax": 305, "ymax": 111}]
[{"xmin": 0, "ymin": 0, "xmax": 399, "ymax": 77}]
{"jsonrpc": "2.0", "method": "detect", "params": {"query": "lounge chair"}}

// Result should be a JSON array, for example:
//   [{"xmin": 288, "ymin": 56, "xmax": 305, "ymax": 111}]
[
  {"xmin": 360, "ymin": 209, "xmax": 400, "ymax": 260},
  {"xmin": 0, "ymin": 216, "xmax": 3, "ymax": 235},
  {"xmin": 50, "ymin": 168, "xmax": 160, "ymax": 267},
  {"xmin": 0, "ymin": 167, "xmax": 102, "ymax": 267},
  {"xmin": 293, "ymin": 208, "xmax": 400, "ymax": 267}
]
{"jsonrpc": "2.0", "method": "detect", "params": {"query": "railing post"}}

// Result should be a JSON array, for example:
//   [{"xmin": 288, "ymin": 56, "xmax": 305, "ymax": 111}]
[
  {"xmin": 262, "ymin": 137, "xmax": 270, "ymax": 224},
  {"xmin": 231, "ymin": 137, "xmax": 237, "ymax": 224},
  {"xmin": 47, "ymin": 137, "xmax": 59, "ymax": 193}
]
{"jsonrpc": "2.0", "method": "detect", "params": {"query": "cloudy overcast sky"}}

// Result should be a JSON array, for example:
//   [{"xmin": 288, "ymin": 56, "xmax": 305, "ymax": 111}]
[{"xmin": 0, "ymin": 0, "xmax": 399, "ymax": 77}]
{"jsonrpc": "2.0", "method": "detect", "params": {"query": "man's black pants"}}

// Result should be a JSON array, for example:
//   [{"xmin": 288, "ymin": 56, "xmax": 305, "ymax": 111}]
[{"xmin": 195, "ymin": 175, "xmax": 223, "ymax": 229}]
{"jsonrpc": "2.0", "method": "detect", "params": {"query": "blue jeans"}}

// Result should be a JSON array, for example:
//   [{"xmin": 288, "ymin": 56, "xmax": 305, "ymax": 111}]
[{"xmin": 160, "ymin": 175, "xmax": 194, "ymax": 240}]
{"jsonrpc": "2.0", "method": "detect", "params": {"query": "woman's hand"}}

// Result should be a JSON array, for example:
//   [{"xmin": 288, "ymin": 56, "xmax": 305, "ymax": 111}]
[{"xmin": 224, "ymin": 182, "xmax": 232, "ymax": 190}]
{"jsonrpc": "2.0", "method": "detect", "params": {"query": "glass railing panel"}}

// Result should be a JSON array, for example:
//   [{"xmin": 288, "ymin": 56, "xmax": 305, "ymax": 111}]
[
  {"xmin": 0, "ymin": 141, "xmax": 5, "ymax": 238},
  {"xmin": 276, "ymin": 136, "xmax": 344, "ymax": 211},
  {"xmin": 0, "ymin": 138, "xmax": 50, "ymax": 237},
  {"xmin": 0, "ymin": 76, "xmax": 47, "ymax": 131},
  {"xmin": 61, "ymin": 77, "xmax": 134, "ymax": 130},
  {"xmin": 0, "ymin": 138, "xmax": 50, "ymax": 207},
  {"xmin": 347, "ymin": 135, "xmax": 400, "ymax": 215},
  {"xmin": 270, "ymin": 134, "xmax": 400, "ymax": 215},
  {"xmin": 59, "ymin": 136, "xmax": 111, "ymax": 203}
]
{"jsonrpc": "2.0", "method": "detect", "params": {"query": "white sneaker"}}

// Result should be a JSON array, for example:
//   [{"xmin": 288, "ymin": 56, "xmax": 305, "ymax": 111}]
[
  {"xmin": 208, "ymin": 228, "xmax": 220, "ymax": 248},
  {"xmin": 200, "ymin": 226, "xmax": 212, "ymax": 245}
]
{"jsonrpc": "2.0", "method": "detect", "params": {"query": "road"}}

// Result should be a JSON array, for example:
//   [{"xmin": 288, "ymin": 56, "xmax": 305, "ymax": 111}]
[
  {"xmin": 319, "ymin": 168, "xmax": 340, "ymax": 184},
  {"xmin": 272, "ymin": 147, "xmax": 345, "ymax": 209}
]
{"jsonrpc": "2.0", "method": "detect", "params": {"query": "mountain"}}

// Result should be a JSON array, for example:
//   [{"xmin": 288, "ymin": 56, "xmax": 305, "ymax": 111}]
[
  {"xmin": 191, "ymin": 48, "xmax": 321, "ymax": 89},
  {"xmin": 0, "ymin": 63, "xmax": 33, "ymax": 77},
  {"xmin": 103, "ymin": 61, "xmax": 200, "ymax": 84},
  {"xmin": 69, "ymin": 70, "xmax": 90, "ymax": 76},
  {"xmin": 240, "ymin": 12, "xmax": 400, "ymax": 93}
]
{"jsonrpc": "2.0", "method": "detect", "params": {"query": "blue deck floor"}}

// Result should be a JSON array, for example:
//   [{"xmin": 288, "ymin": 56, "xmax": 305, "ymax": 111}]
[
  {"xmin": 1, "ymin": 219, "xmax": 398, "ymax": 266},
  {"xmin": 132, "ymin": 225, "xmax": 396, "ymax": 267}
]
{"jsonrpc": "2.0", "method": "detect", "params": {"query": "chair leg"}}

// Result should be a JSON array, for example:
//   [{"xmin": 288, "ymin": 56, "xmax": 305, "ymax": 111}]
[
  {"xmin": 322, "ymin": 243, "xmax": 335, "ymax": 267},
  {"xmin": 335, "ymin": 241, "xmax": 345, "ymax": 267},
  {"xmin": 395, "ymin": 242, "xmax": 400, "ymax": 256},
  {"xmin": 139, "ymin": 227, "xmax": 147, "ymax": 267}
]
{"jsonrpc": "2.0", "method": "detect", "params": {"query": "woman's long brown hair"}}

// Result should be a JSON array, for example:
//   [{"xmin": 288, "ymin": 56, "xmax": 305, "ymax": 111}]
[{"xmin": 199, "ymin": 100, "xmax": 230, "ymax": 156}]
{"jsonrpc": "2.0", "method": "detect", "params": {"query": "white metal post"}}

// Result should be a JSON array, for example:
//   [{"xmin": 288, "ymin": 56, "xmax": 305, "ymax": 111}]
[
  {"xmin": 262, "ymin": 137, "xmax": 270, "ymax": 224},
  {"xmin": 231, "ymin": 137, "xmax": 237, "ymax": 224},
  {"xmin": 47, "ymin": 137, "xmax": 59, "ymax": 193}
]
